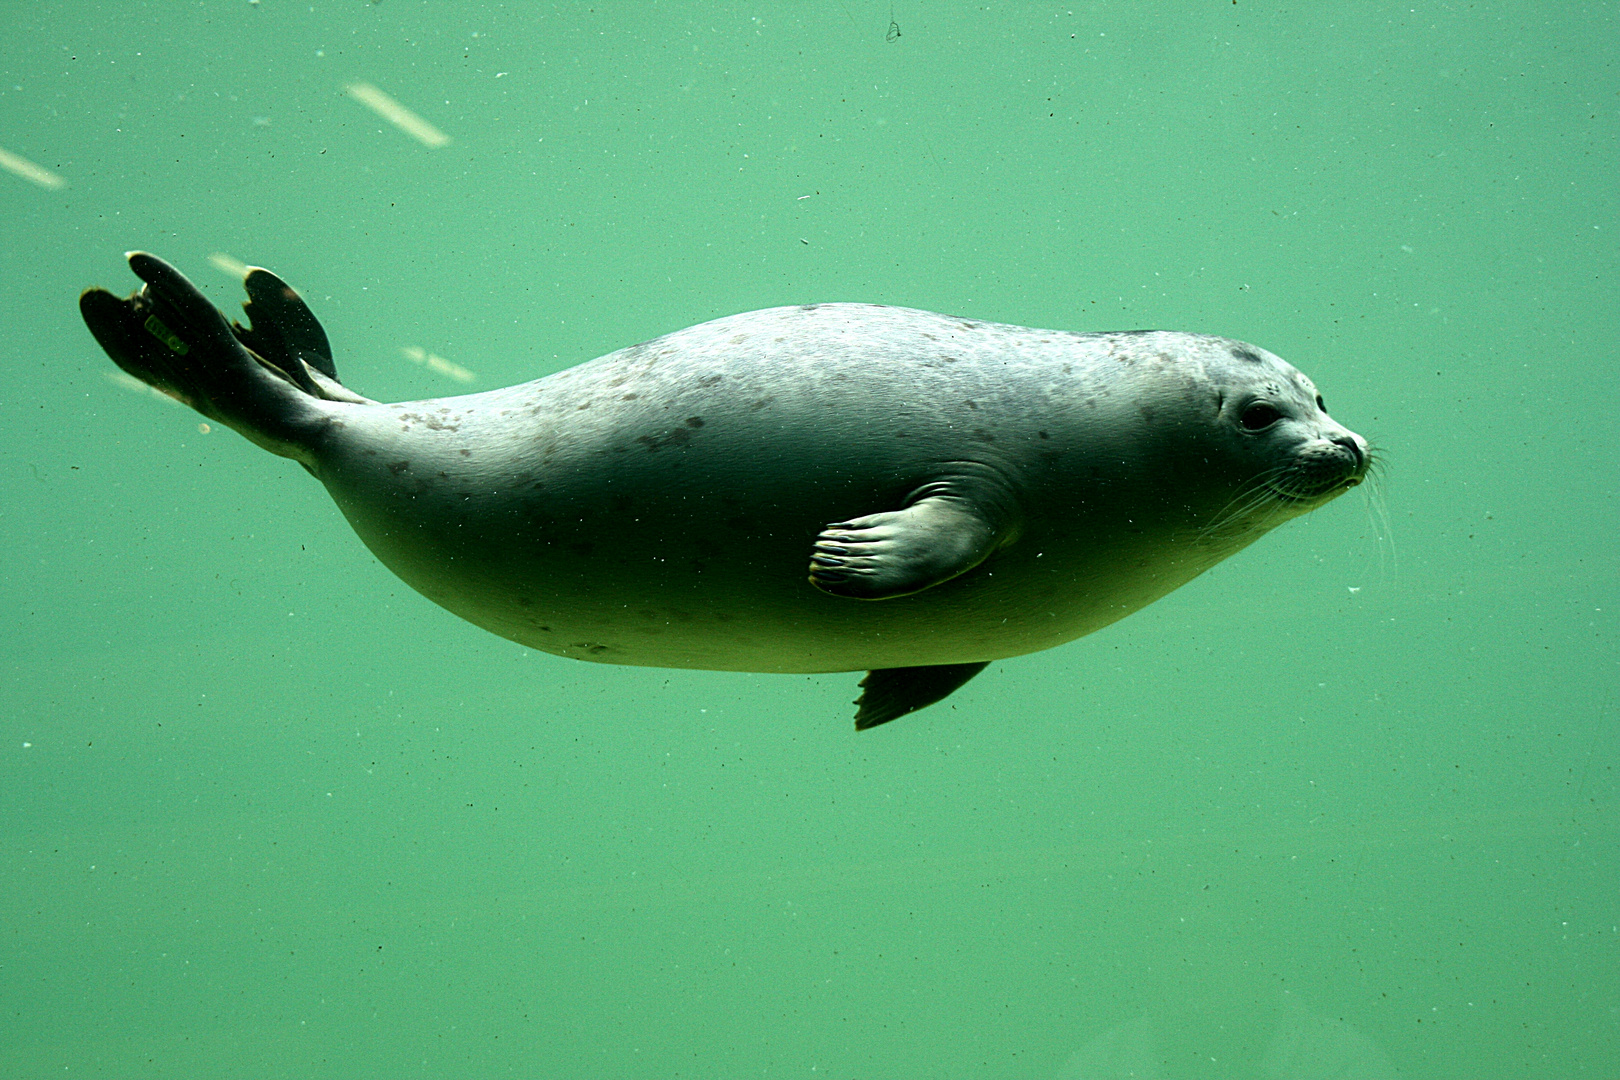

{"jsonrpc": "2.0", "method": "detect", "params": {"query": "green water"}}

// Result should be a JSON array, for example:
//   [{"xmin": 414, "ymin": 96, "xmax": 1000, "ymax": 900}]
[{"xmin": 2, "ymin": 3, "xmax": 1614, "ymax": 1076}]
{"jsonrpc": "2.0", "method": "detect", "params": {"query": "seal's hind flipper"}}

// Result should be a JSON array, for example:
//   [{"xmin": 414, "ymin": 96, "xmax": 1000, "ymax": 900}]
[
  {"xmin": 81, "ymin": 252, "xmax": 330, "ymax": 461},
  {"xmin": 854, "ymin": 661, "xmax": 990, "ymax": 730},
  {"xmin": 82, "ymin": 251, "xmax": 248, "ymax": 409},
  {"xmin": 231, "ymin": 268, "xmax": 373, "ymax": 404},
  {"xmin": 81, "ymin": 283, "xmax": 198, "ymax": 406},
  {"xmin": 234, "ymin": 267, "xmax": 336, "ymax": 390}
]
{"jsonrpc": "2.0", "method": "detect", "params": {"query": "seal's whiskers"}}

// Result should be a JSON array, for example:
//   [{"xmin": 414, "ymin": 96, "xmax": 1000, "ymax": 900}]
[
  {"xmin": 1360, "ymin": 447, "xmax": 1397, "ymax": 585},
  {"xmin": 1198, "ymin": 466, "xmax": 1292, "ymax": 543}
]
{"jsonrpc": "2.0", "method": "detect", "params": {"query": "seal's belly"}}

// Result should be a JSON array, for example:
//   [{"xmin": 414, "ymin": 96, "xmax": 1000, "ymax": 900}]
[
  {"xmin": 341, "ymin": 515, "xmax": 1204, "ymax": 672},
  {"xmin": 318, "ymin": 445, "xmax": 1217, "ymax": 673}
]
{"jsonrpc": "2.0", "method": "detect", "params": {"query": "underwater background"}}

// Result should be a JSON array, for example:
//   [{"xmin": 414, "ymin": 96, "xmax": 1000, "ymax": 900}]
[{"xmin": 1, "ymin": 2, "xmax": 1614, "ymax": 1076}]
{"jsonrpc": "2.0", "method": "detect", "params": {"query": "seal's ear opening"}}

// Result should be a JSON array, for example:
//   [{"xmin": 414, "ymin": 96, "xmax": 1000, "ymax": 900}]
[{"xmin": 855, "ymin": 661, "xmax": 990, "ymax": 729}]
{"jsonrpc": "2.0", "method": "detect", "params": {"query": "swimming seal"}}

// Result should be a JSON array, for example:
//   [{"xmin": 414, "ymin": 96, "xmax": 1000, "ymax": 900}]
[{"xmin": 80, "ymin": 253, "xmax": 1370, "ymax": 728}]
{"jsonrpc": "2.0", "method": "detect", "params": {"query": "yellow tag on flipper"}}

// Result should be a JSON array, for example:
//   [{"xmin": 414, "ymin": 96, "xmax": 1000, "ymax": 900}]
[{"xmin": 143, "ymin": 314, "xmax": 189, "ymax": 355}]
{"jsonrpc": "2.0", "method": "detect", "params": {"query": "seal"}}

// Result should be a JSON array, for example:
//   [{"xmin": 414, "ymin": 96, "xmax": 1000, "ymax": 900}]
[{"xmin": 80, "ymin": 253, "xmax": 1370, "ymax": 728}]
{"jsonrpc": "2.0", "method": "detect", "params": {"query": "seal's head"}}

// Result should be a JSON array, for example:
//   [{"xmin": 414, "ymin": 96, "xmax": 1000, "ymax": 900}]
[{"xmin": 1199, "ymin": 339, "xmax": 1371, "ymax": 536}]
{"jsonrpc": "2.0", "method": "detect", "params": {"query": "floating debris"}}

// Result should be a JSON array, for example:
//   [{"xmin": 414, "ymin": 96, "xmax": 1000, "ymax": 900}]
[
  {"xmin": 402, "ymin": 345, "xmax": 475, "ymax": 383},
  {"xmin": 208, "ymin": 252, "xmax": 251, "ymax": 280},
  {"xmin": 0, "ymin": 145, "xmax": 65, "ymax": 189},
  {"xmin": 345, "ymin": 82, "xmax": 451, "ymax": 148},
  {"xmin": 104, "ymin": 369, "xmax": 182, "ymax": 405}
]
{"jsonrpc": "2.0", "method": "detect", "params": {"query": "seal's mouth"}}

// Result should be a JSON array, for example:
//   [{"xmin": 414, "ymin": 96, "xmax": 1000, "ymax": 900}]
[
  {"xmin": 1199, "ymin": 434, "xmax": 1375, "ymax": 543},
  {"xmin": 1267, "ymin": 473, "xmax": 1362, "ymax": 505},
  {"xmin": 1266, "ymin": 440, "xmax": 1369, "ymax": 505}
]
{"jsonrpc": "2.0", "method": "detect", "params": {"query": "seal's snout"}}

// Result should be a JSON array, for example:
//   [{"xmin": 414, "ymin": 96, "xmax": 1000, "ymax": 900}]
[
  {"xmin": 1330, "ymin": 433, "xmax": 1365, "ymax": 471},
  {"xmin": 1268, "ymin": 429, "xmax": 1370, "ymax": 504}
]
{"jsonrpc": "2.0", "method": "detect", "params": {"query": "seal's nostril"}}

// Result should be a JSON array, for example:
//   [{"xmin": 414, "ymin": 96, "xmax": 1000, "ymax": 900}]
[{"xmin": 1331, "ymin": 434, "xmax": 1365, "ymax": 469}]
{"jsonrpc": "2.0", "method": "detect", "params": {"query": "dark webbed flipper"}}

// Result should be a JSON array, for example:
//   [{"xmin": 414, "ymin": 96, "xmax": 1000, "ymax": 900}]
[
  {"xmin": 80, "ymin": 252, "xmax": 329, "ymax": 460},
  {"xmin": 855, "ymin": 661, "xmax": 990, "ymax": 730},
  {"xmin": 234, "ymin": 267, "xmax": 373, "ymax": 405},
  {"xmin": 237, "ymin": 267, "xmax": 336, "ymax": 381},
  {"xmin": 82, "ymin": 252, "xmax": 242, "ymax": 411}
]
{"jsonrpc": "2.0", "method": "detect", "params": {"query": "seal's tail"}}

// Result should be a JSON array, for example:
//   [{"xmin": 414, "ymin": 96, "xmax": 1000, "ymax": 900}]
[{"xmin": 81, "ymin": 252, "xmax": 368, "ymax": 463}]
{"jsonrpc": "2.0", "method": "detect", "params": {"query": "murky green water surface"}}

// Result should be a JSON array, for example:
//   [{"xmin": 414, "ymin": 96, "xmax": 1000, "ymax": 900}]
[{"xmin": 2, "ymin": 3, "xmax": 1614, "ymax": 1076}]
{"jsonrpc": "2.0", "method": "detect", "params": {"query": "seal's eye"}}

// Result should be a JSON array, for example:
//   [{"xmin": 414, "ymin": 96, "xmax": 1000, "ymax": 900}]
[
  {"xmin": 1316, "ymin": 394, "xmax": 1327, "ymax": 412},
  {"xmin": 1240, "ymin": 403, "xmax": 1283, "ymax": 431}
]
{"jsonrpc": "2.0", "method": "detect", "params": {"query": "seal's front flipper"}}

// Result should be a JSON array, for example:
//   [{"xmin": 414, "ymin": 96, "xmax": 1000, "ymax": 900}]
[
  {"xmin": 809, "ymin": 475, "xmax": 1020, "ymax": 599},
  {"xmin": 855, "ymin": 661, "xmax": 990, "ymax": 729},
  {"xmin": 80, "ymin": 252, "xmax": 328, "ymax": 462}
]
